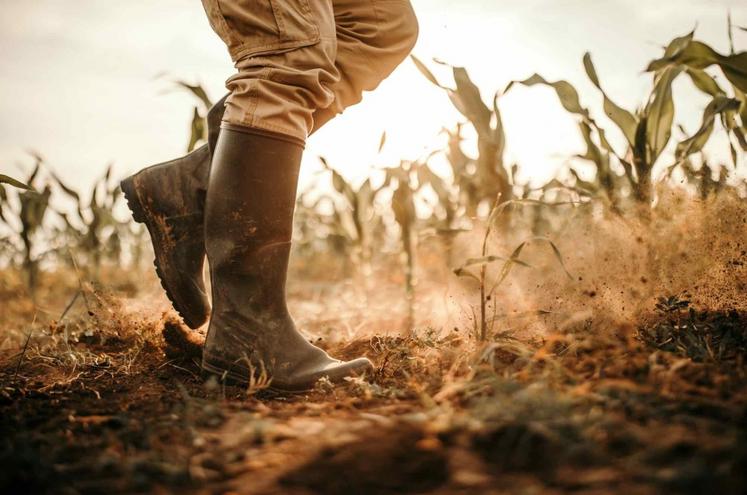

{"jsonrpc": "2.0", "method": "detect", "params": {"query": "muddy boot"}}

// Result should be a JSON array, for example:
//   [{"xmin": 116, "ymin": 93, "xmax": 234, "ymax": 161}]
[
  {"xmin": 121, "ymin": 96, "xmax": 227, "ymax": 328},
  {"xmin": 202, "ymin": 128, "xmax": 373, "ymax": 391}
]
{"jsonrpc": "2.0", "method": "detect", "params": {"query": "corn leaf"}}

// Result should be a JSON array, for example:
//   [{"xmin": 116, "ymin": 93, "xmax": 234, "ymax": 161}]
[
  {"xmin": 505, "ymin": 74, "xmax": 589, "ymax": 118},
  {"xmin": 174, "ymin": 81, "xmax": 212, "ymax": 110},
  {"xmin": 537, "ymin": 237, "xmax": 573, "ymax": 280},
  {"xmin": 0, "ymin": 185, "xmax": 9, "ymax": 223},
  {"xmin": 410, "ymin": 55, "xmax": 446, "ymax": 89},
  {"xmin": 492, "ymin": 92, "xmax": 507, "ymax": 156},
  {"xmin": 583, "ymin": 53, "xmax": 638, "ymax": 147},
  {"xmin": 576, "ymin": 121, "xmax": 608, "ymax": 171},
  {"xmin": 0, "ymin": 174, "xmax": 32, "ymax": 190},
  {"xmin": 663, "ymin": 30, "xmax": 695, "ymax": 58},
  {"xmin": 646, "ymin": 41, "xmax": 747, "ymax": 93},
  {"xmin": 735, "ymin": 87, "xmax": 747, "ymax": 129},
  {"xmin": 27, "ymin": 161, "xmax": 41, "ymax": 185},
  {"xmin": 456, "ymin": 254, "xmax": 532, "ymax": 272},
  {"xmin": 322, "ymin": 158, "xmax": 356, "ymax": 207},
  {"xmin": 188, "ymin": 107, "xmax": 206, "ymax": 152},
  {"xmin": 495, "ymin": 242, "xmax": 528, "ymax": 287},
  {"xmin": 645, "ymin": 66, "xmax": 682, "ymax": 163},
  {"xmin": 452, "ymin": 266, "xmax": 481, "ymax": 283},
  {"xmin": 676, "ymin": 96, "xmax": 741, "ymax": 159},
  {"xmin": 453, "ymin": 66, "xmax": 493, "ymax": 138},
  {"xmin": 570, "ymin": 168, "xmax": 599, "ymax": 194},
  {"xmin": 685, "ymin": 68, "xmax": 725, "ymax": 97}
]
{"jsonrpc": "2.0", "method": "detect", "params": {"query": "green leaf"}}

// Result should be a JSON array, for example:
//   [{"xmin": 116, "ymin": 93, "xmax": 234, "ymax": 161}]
[
  {"xmin": 663, "ymin": 30, "xmax": 695, "ymax": 59},
  {"xmin": 576, "ymin": 121, "xmax": 608, "ymax": 170},
  {"xmin": 27, "ymin": 160, "xmax": 41, "ymax": 185},
  {"xmin": 583, "ymin": 53, "xmax": 638, "ymax": 146},
  {"xmin": 646, "ymin": 40, "xmax": 747, "ymax": 93},
  {"xmin": 730, "ymin": 141, "xmax": 738, "ymax": 168},
  {"xmin": 188, "ymin": 107, "xmax": 206, "ymax": 152},
  {"xmin": 505, "ymin": 74, "xmax": 588, "ymax": 118},
  {"xmin": 0, "ymin": 174, "xmax": 32, "ymax": 190},
  {"xmin": 645, "ymin": 66, "xmax": 682, "ymax": 163},
  {"xmin": 685, "ymin": 68, "xmax": 725, "ymax": 97},
  {"xmin": 676, "ymin": 96, "xmax": 742, "ymax": 160}
]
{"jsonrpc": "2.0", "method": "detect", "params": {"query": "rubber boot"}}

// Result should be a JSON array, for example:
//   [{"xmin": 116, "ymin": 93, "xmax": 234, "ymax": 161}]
[
  {"xmin": 120, "ymin": 96, "xmax": 226, "ymax": 328},
  {"xmin": 201, "ymin": 128, "xmax": 373, "ymax": 391}
]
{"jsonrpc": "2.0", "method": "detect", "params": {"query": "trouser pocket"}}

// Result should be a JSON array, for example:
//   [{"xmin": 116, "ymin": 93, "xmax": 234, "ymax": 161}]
[{"xmin": 201, "ymin": 0, "xmax": 321, "ymax": 61}]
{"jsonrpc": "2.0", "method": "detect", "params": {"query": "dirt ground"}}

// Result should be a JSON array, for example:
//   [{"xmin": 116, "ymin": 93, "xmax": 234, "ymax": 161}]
[{"xmin": 2, "ymin": 202, "xmax": 747, "ymax": 495}]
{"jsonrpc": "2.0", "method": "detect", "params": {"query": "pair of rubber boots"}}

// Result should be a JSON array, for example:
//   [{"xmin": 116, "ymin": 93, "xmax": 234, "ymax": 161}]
[{"xmin": 120, "ymin": 99, "xmax": 372, "ymax": 391}]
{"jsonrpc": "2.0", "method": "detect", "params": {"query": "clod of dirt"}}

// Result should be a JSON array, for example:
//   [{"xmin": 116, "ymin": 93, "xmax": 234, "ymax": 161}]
[
  {"xmin": 162, "ymin": 316, "xmax": 205, "ymax": 361},
  {"xmin": 279, "ymin": 423, "xmax": 449, "ymax": 495}
]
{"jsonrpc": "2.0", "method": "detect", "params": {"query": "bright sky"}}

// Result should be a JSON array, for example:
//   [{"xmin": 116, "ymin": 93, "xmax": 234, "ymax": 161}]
[{"xmin": 0, "ymin": 0, "xmax": 745, "ymax": 194}]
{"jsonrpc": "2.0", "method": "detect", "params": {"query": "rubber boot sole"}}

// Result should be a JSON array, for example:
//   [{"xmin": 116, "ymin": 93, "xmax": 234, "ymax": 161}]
[
  {"xmin": 201, "ymin": 357, "xmax": 302, "ymax": 394},
  {"xmin": 202, "ymin": 353, "xmax": 374, "ymax": 393},
  {"xmin": 121, "ymin": 175, "xmax": 205, "ymax": 329}
]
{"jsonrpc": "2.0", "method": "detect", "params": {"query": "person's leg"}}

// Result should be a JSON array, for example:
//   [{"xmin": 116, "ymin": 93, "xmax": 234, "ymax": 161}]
[
  {"xmin": 122, "ymin": 0, "xmax": 418, "ymax": 330},
  {"xmin": 310, "ymin": 0, "xmax": 419, "ymax": 131},
  {"xmin": 120, "ymin": 96, "xmax": 226, "ymax": 328},
  {"xmin": 199, "ymin": 0, "xmax": 374, "ymax": 389},
  {"xmin": 203, "ymin": 127, "xmax": 371, "ymax": 389}
]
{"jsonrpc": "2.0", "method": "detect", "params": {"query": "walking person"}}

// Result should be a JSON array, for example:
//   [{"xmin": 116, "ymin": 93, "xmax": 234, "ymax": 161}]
[{"xmin": 121, "ymin": 0, "xmax": 419, "ymax": 391}]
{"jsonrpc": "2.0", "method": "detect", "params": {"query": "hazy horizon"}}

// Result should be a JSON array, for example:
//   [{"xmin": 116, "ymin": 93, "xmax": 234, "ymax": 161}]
[{"xmin": 1, "ymin": 0, "xmax": 745, "ymax": 195}]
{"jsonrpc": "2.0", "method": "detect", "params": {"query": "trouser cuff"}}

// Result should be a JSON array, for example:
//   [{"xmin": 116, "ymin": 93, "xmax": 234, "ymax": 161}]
[{"xmin": 220, "ymin": 123, "xmax": 306, "ymax": 149}]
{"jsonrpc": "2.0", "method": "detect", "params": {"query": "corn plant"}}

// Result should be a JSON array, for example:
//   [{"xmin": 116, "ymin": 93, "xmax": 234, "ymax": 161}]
[
  {"xmin": 647, "ymin": 27, "xmax": 747, "ymax": 167},
  {"xmin": 0, "ymin": 174, "xmax": 32, "ymax": 262},
  {"xmin": 317, "ymin": 157, "xmax": 382, "ymax": 273},
  {"xmin": 50, "ymin": 164, "xmax": 127, "ymax": 276},
  {"xmin": 453, "ymin": 198, "xmax": 572, "ymax": 341},
  {"xmin": 416, "ymin": 151, "xmax": 469, "ymax": 266},
  {"xmin": 504, "ymin": 29, "xmax": 745, "ymax": 211},
  {"xmin": 412, "ymin": 57, "xmax": 513, "ymax": 216},
  {"xmin": 381, "ymin": 161, "xmax": 420, "ymax": 328},
  {"xmin": 0, "ymin": 158, "xmax": 52, "ymax": 293}
]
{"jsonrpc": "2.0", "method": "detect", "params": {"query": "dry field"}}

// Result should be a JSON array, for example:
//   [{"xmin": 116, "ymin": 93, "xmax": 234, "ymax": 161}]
[{"xmin": 2, "ymin": 194, "xmax": 746, "ymax": 495}]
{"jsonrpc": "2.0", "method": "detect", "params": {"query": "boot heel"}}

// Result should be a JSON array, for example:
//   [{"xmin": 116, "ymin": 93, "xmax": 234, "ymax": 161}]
[{"xmin": 120, "ymin": 176, "xmax": 148, "ymax": 224}]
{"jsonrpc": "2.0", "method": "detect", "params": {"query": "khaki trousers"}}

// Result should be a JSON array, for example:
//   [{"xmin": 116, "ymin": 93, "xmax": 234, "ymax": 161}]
[{"xmin": 200, "ymin": 0, "xmax": 419, "ymax": 143}]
